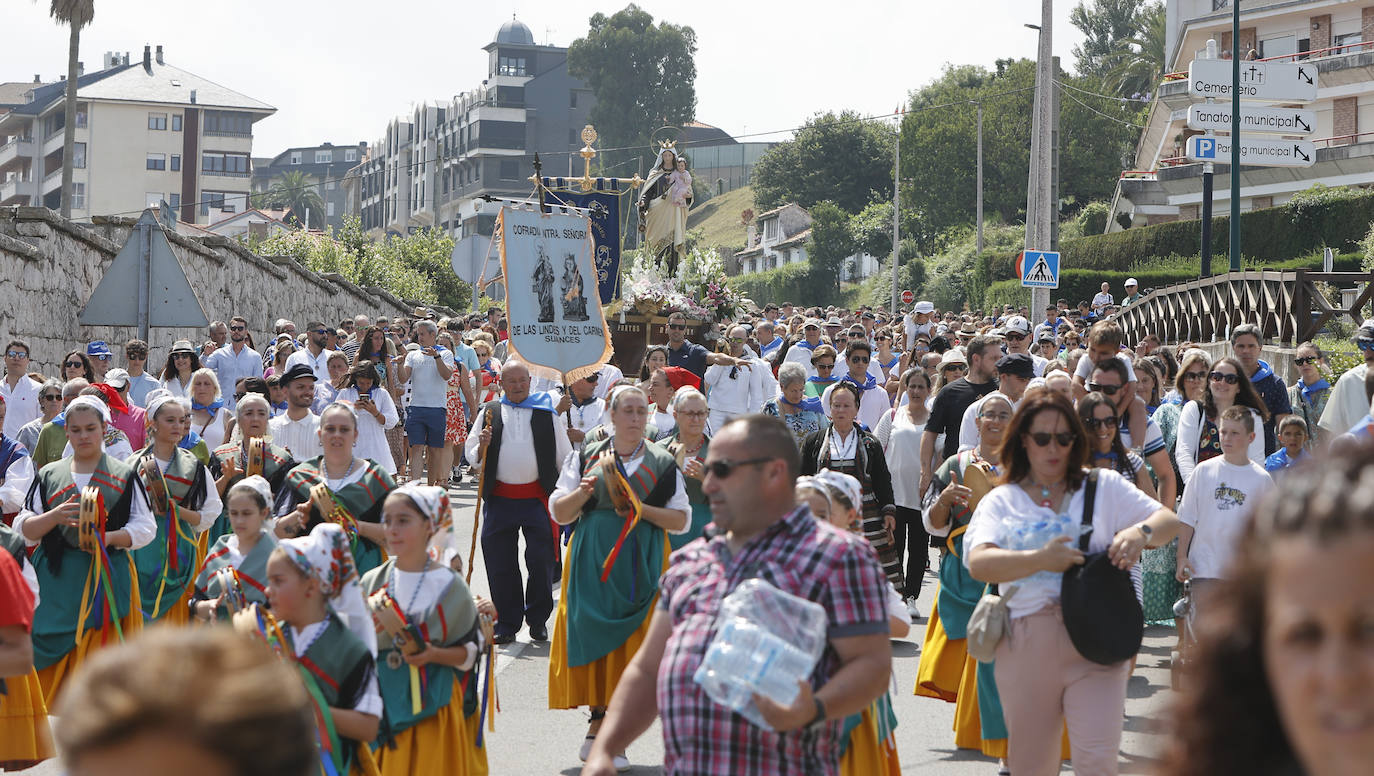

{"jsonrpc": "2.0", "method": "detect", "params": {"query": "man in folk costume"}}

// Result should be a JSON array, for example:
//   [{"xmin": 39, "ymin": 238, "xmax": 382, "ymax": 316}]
[
  {"xmin": 464, "ymin": 361, "xmax": 571, "ymax": 645},
  {"xmin": 548, "ymin": 384, "xmax": 688, "ymax": 770},
  {"xmin": 13, "ymin": 396, "xmax": 154, "ymax": 706},
  {"xmin": 362, "ymin": 484, "xmax": 491, "ymax": 775},
  {"xmin": 127, "ymin": 393, "xmax": 222, "ymax": 624}
]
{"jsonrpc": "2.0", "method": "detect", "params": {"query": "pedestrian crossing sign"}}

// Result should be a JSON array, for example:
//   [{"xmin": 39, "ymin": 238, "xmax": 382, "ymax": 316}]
[{"xmin": 1019, "ymin": 250, "xmax": 1060, "ymax": 289}]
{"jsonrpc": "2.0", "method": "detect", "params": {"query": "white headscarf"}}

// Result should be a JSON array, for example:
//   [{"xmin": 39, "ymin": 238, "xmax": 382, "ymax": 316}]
[
  {"xmin": 64, "ymin": 395, "xmax": 111, "ymax": 425},
  {"xmin": 813, "ymin": 468, "xmax": 863, "ymax": 513},
  {"xmin": 393, "ymin": 482, "xmax": 449, "ymax": 531},
  {"xmin": 233, "ymin": 474, "xmax": 272, "ymax": 506},
  {"xmin": 279, "ymin": 523, "xmax": 377, "ymax": 656}
]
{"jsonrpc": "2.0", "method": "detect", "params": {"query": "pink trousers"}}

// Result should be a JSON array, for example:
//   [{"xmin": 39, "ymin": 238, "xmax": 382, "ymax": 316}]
[{"xmin": 993, "ymin": 605, "xmax": 1131, "ymax": 776}]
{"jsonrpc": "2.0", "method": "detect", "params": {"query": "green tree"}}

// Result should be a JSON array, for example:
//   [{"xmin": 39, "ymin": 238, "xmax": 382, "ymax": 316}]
[
  {"xmin": 568, "ymin": 4, "xmax": 697, "ymax": 167},
  {"xmin": 1102, "ymin": 2, "xmax": 1167, "ymax": 98},
  {"xmin": 849, "ymin": 200, "xmax": 893, "ymax": 260},
  {"xmin": 752, "ymin": 111, "xmax": 895, "ymax": 214},
  {"xmin": 258, "ymin": 170, "xmax": 326, "ymax": 229},
  {"xmin": 41, "ymin": 0, "xmax": 94, "ymax": 218},
  {"xmin": 807, "ymin": 200, "xmax": 853, "ymax": 293},
  {"xmin": 1070, "ymin": 0, "xmax": 1146, "ymax": 80}
]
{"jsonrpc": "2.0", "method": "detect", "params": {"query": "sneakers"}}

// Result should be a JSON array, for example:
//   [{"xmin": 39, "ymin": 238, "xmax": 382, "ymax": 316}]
[
  {"xmin": 905, "ymin": 597, "xmax": 921, "ymax": 622},
  {"xmin": 578, "ymin": 736, "xmax": 629, "ymax": 771}
]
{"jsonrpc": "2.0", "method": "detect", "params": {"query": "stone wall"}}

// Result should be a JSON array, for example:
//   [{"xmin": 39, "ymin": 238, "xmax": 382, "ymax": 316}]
[{"xmin": 0, "ymin": 206, "xmax": 455, "ymax": 376}]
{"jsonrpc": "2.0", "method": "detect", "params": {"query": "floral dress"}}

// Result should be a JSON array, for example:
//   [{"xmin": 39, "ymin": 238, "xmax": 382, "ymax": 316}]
[
  {"xmin": 763, "ymin": 399, "xmax": 823, "ymax": 442},
  {"xmin": 445, "ymin": 363, "xmax": 469, "ymax": 447}
]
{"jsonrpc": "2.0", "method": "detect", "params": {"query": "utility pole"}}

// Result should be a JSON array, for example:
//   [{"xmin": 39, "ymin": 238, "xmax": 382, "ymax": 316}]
[
  {"xmin": 1024, "ymin": 0, "xmax": 1054, "ymax": 315},
  {"xmin": 1051, "ymin": 55, "xmax": 1061, "ymax": 252},
  {"xmin": 1229, "ymin": 0, "xmax": 1242, "ymax": 271},
  {"xmin": 976, "ymin": 101, "xmax": 984, "ymax": 254},
  {"xmin": 891, "ymin": 108, "xmax": 902, "ymax": 318}
]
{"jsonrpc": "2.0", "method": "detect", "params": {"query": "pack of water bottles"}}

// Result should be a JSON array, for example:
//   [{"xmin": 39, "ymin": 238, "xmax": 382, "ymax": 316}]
[{"xmin": 692, "ymin": 578, "xmax": 828, "ymax": 730}]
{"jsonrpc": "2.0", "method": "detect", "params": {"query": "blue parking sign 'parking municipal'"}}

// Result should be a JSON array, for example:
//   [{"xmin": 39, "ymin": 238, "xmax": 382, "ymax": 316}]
[{"xmin": 1020, "ymin": 250, "xmax": 1060, "ymax": 288}]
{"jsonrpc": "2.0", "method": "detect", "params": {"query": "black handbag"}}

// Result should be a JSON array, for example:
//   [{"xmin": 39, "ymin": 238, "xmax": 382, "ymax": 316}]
[{"xmin": 1060, "ymin": 470, "xmax": 1144, "ymax": 665}]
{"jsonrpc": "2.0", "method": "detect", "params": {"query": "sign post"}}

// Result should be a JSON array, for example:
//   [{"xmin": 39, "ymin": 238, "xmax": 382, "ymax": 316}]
[{"xmin": 1020, "ymin": 250, "xmax": 1060, "ymax": 289}]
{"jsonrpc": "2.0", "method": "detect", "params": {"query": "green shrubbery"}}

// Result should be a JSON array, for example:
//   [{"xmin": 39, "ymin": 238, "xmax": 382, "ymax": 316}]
[{"xmin": 731, "ymin": 262, "xmax": 835, "ymax": 307}]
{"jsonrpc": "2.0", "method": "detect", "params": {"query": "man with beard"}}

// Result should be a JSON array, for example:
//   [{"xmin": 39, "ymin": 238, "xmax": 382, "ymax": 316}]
[
  {"xmin": 284, "ymin": 320, "xmax": 338, "ymax": 384},
  {"xmin": 204, "ymin": 316, "xmax": 262, "ymax": 410}
]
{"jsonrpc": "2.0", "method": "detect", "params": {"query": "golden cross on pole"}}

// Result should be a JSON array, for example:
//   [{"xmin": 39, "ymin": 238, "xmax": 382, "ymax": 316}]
[{"xmin": 528, "ymin": 124, "xmax": 643, "ymax": 193}]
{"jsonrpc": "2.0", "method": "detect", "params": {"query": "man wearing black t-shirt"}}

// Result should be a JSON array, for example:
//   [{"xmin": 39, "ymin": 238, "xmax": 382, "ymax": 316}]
[{"xmin": 918, "ymin": 334, "xmax": 999, "ymax": 496}]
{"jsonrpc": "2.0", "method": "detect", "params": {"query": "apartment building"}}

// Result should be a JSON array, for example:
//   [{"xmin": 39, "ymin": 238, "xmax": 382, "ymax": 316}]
[
  {"xmin": 252, "ymin": 141, "xmax": 366, "ymax": 232},
  {"xmin": 351, "ymin": 18, "xmax": 595, "ymax": 276},
  {"xmin": 0, "ymin": 45, "xmax": 274, "ymax": 224},
  {"xmin": 1111, "ymin": 0, "xmax": 1374, "ymax": 228}
]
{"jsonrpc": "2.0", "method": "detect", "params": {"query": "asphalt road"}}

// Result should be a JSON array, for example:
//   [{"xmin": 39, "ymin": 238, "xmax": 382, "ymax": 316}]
[{"xmin": 22, "ymin": 477, "xmax": 1180, "ymax": 775}]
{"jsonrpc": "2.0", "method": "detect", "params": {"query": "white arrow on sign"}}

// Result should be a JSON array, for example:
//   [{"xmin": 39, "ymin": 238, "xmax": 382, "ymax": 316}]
[
  {"xmin": 1188, "ymin": 58, "xmax": 1318, "ymax": 103},
  {"xmin": 1185, "ymin": 135, "xmax": 1317, "ymax": 167},
  {"xmin": 1187, "ymin": 104, "xmax": 1315, "ymax": 135}
]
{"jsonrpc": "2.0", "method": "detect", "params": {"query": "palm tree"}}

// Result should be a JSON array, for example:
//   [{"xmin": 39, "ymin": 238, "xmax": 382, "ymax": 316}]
[
  {"xmin": 263, "ymin": 170, "xmax": 325, "ymax": 229},
  {"xmin": 41, "ymin": 0, "xmax": 94, "ymax": 218},
  {"xmin": 1103, "ymin": 2, "xmax": 1167, "ymax": 99}
]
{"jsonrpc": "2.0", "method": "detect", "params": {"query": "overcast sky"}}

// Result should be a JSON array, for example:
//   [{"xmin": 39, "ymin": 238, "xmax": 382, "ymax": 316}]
[{"xmin": 5, "ymin": 1, "xmax": 1086, "ymax": 156}]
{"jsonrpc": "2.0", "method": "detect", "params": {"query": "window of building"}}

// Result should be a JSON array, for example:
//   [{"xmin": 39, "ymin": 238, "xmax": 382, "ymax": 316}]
[
  {"xmin": 202, "ymin": 110, "xmax": 252, "ymax": 137},
  {"xmin": 764, "ymin": 218, "xmax": 778, "ymax": 240},
  {"xmin": 290, "ymin": 151, "xmax": 302, "ymax": 165},
  {"xmin": 315, "ymin": 150, "xmax": 332, "ymax": 163},
  {"xmin": 147, "ymin": 192, "xmax": 164, "ymax": 208},
  {"xmin": 44, "ymin": 112, "xmax": 64, "ymax": 138},
  {"xmin": 148, "ymin": 113, "xmax": 168, "ymax": 130},
  {"xmin": 327, "ymin": 202, "xmax": 335, "ymax": 217},
  {"xmin": 499, "ymin": 160, "xmax": 519, "ymax": 180},
  {"xmin": 75, "ymin": 109, "xmax": 86, "ymax": 128},
  {"xmin": 1334, "ymin": 32, "xmax": 1363, "ymax": 54},
  {"xmin": 570, "ymin": 90, "xmax": 578, "ymax": 108},
  {"xmin": 146, "ymin": 153, "xmax": 166, "ymax": 171},
  {"xmin": 344, "ymin": 148, "xmax": 358, "ymax": 162},
  {"xmin": 498, "ymin": 56, "xmax": 527, "ymax": 76},
  {"xmin": 171, "ymin": 154, "xmax": 181, "ymax": 172},
  {"xmin": 71, "ymin": 182, "xmax": 84, "ymax": 209},
  {"xmin": 72, "ymin": 142, "xmax": 86, "ymax": 169},
  {"xmin": 171, "ymin": 114, "xmax": 183, "ymax": 132},
  {"xmin": 170, "ymin": 193, "xmax": 180, "ymax": 210},
  {"xmin": 202, "ymin": 152, "xmax": 251, "ymax": 176}
]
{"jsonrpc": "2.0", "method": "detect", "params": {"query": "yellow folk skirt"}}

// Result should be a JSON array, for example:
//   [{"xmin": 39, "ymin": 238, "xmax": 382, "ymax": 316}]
[
  {"xmin": 36, "ymin": 609, "xmax": 144, "ymax": 709},
  {"xmin": 547, "ymin": 544, "xmax": 657, "ymax": 710},
  {"xmin": 350, "ymin": 744, "xmax": 381, "ymax": 776},
  {"xmin": 373, "ymin": 690, "xmax": 487, "ymax": 776},
  {"xmin": 914, "ymin": 597, "xmax": 964, "ymax": 702},
  {"xmin": 0, "ymin": 669, "xmax": 55, "ymax": 768},
  {"xmin": 841, "ymin": 706, "xmax": 901, "ymax": 776}
]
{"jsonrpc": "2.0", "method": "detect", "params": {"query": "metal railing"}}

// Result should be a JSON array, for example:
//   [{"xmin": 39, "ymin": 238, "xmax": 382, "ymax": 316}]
[
  {"xmin": 1163, "ymin": 38, "xmax": 1374, "ymax": 81},
  {"xmin": 1114, "ymin": 270, "xmax": 1374, "ymax": 346}
]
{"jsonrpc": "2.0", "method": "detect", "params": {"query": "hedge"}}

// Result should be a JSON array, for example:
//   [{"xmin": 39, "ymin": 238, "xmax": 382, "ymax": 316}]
[
  {"xmin": 982, "ymin": 252, "xmax": 1363, "ymax": 312},
  {"xmin": 981, "ymin": 190, "xmax": 1374, "ymax": 282},
  {"xmin": 732, "ymin": 262, "xmax": 837, "ymax": 307}
]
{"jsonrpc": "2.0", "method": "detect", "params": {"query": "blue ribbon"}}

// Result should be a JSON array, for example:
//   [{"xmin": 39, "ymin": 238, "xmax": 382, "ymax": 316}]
[
  {"xmin": 843, "ymin": 373, "xmax": 878, "ymax": 391},
  {"xmin": 501, "ymin": 391, "xmax": 556, "ymax": 413},
  {"xmin": 780, "ymin": 395, "xmax": 824, "ymax": 414},
  {"xmin": 191, "ymin": 399, "xmax": 225, "ymax": 412}
]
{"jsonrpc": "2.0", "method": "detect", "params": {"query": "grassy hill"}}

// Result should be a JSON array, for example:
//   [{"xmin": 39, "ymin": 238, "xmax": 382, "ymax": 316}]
[{"xmin": 687, "ymin": 185, "xmax": 753, "ymax": 254}]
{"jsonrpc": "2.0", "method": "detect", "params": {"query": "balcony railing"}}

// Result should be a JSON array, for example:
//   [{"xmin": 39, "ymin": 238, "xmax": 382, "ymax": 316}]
[
  {"xmin": 204, "ymin": 130, "xmax": 252, "ymax": 138},
  {"xmin": 1163, "ymin": 39, "xmax": 1374, "ymax": 81},
  {"xmin": 1122, "ymin": 131, "xmax": 1374, "ymax": 178}
]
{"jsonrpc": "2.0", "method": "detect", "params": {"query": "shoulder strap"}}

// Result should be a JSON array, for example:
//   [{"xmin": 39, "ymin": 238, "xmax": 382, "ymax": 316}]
[{"xmin": 1079, "ymin": 469, "xmax": 1099, "ymax": 551}]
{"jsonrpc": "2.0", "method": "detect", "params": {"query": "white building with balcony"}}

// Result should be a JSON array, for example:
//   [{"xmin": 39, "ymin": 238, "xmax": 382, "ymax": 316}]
[
  {"xmin": 0, "ymin": 45, "xmax": 274, "ymax": 224},
  {"xmin": 733, "ymin": 203, "xmax": 880, "ymax": 281}
]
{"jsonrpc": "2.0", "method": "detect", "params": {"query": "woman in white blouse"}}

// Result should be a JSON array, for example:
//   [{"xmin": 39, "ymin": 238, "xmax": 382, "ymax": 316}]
[
  {"xmin": 1175, "ymin": 356, "xmax": 1267, "ymax": 484},
  {"xmin": 965, "ymin": 391, "xmax": 1178, "ymax": 776},
  {"xmin": 874, "ymin": 367, "xmax": 932, "ymax": 612},
  {"xmin": 335, "ymin": 360, "xmax": 400, "ymax": 474},
  {"xmin": 187, "ymin": 368, "xmax": 233, "ymax": 453}
]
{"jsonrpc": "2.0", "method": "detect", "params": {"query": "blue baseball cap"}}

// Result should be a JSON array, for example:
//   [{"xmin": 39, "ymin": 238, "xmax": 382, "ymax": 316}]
[{"xmin": 86, "ymin": 341, "xmax": 113, "ymax": 359}]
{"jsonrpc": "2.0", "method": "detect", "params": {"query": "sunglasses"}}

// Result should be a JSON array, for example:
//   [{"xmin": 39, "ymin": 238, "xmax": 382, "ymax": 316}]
[
  {"xmin": 40, "ymin": 393, "xmax": 61, "ymax": 401},
  {"xmin": 1183, "ymin": 370, "xmax": 1207, "ymax": 381},
  {"xmin": 1209, "ymin": 371, "xmax": 1240, "ymax": 385},
  {"xmin": 849, "ymin": 356, "xmax": 870, "ymax": 364},
  {"xmin": 174, "ymin": 353, "xmax": 191, "ymax": 359},
  {"xmin": 1083, "ymin": 416, "xmax": 1118, "ymax": 430},
  {"xmin": 705, "ymin": 456, "xmax": 774, "ymax": 479},
  {"xmin": 310, "ymin": 328, "xmax": 329, "ymax": 335},
  {"xmin": 815, "ymin": 362, "xmax": 835, "ymax": 370},
  {"xmin": 64, "ymin": 360, "xmax": 84, "ymax": 369},
  {"xmin": 127, "ymin": 353, "xmax": 147, "ymax": 360},
  {"xmin": 92, "ymin": 354, "xmax": 111, "ymax": 361},
  {"xmin": 1294, "ymin": 356, "xmax": 1317, "ymax": 366},
  {"xmin": 1027, "ymin": 431, "xmax": 1076, "ymax": 448},
  {"xmin": 726, "ymin": 337, "xmax": 745, "ymax": 344},
  {"xmin": 230, "ymin": 325, "xmax": 247, "ymax": 332},
  {"xmin": 1005, "ymin": 332, "xmax": 1027, "ymax": 342},
  {"xmin": 668, "ymin": 324, "xmax": 687, "ymax": 331},
  {"xmin": 5, "ymin": 350, "xmax": 27, "ymax": 359},
  {"xmin": 942, "ymin": 364, "xmax": 966, "ymax": 371},
  {"xmin": 1358, "ymin": 340, "xmax": 1374, "ymax": 352},
  {"xmin": 1086, "ymin": 381, "xmax": 1122, "ymax": 396}
]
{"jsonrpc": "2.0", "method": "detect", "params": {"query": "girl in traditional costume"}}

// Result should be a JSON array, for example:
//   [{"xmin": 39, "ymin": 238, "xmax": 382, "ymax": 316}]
[
  {"xmin": 14, "ymin": 396, "xmax": 153, "ymax": 706},
  {"xmin": 0, "ymin": 520, "xmax": 55, "ymax": 770},
  {"xmin": 127, "ymin": 394, "xmax": 221, "ymax": 624},
  {"xmin": 190, "ymin": 475, "xmax": 277, "ymax": 621},
  {"xmin": 662, "ymin": 387, "xmax": 711, "ymax": 550},
  {"xmin": 362, "ymin": 484, "xmax": 492, "ymax": 775},
  {"xmin": 207, "ymin": 393, "xmax": 296, "ymax": 545},
  {"xmin": 276, "ymin": 403, "xmax": 395, "ymax": 576},
  {"xmin": 264, "ymin": 522, "xmax": 382, "ymax": 776},
  {"xmin": 797, "ymin": 470, "xmax": 905, "ymax": 776},
  {"xmin": 549, "ymin": 385, "xmax": 688, "ymax": 770}
]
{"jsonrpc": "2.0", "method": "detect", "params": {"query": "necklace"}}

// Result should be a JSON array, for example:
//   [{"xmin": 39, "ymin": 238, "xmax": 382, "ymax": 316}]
[
  {"xmin": 293, "ymin": 618, "xmax": 329, "ymax": 657},
  {"xmin": 324, "ymin": 457, "xmax": 356, "ymax": 482},
  {"xmin": 612, "ymin": 436, "xmax": 645, "ymax": 461},
  {"xmin": 386, "ymin": 558, "xmax": 431, "ymax": 668},
  {"xmin": 681, "ymin": 436, "xmax": 705, "ymax": 457},
  {"xmin": 1028, "ymin": 478, "xmax": 1059, "ymax": 509}
]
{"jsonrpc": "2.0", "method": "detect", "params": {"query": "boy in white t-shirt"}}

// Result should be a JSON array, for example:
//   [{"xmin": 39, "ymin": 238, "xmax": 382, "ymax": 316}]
[{"xmin": 1177, "ymin": 406, "xmax": 1274, "ymax": 590}]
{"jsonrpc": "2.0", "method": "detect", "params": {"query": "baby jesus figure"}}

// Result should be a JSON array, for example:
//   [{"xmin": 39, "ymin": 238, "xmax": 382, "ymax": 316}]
[{"xmin": 667, "ymin": 158, "xmax": 693, "ymax": 207}]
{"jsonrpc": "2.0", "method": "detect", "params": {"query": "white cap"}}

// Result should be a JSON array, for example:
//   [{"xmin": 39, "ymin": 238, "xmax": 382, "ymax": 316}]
[
  {"xmin": 940, "ymin": 349, "xmax": 968, "ymax": 366},
  {"xmin": 1004, "ymin": 315, "xmax": 1031, "ymax": 335},
  {"xmin": 102, "ymin": 368, "xmax": 130, "ymax": 389},
  {"xmin": 1125, "ymin": 277, "xmax": 1138, "ymax": 287},
  {"xmin": 913, "ymin": 301, "xmax": 935, "ymax": 314}
]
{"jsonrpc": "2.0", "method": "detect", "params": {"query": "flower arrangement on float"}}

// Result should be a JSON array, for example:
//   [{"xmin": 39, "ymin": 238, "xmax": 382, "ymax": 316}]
[{"xmin": 618, "ymin": 247, "xmax": 742, "ymax": 323}]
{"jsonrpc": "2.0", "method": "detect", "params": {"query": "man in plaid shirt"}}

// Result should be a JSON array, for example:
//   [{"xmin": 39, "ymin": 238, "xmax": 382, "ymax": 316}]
[{"xmin": 582, "ymin": 415, "xmax": 893, "ymax": 775}]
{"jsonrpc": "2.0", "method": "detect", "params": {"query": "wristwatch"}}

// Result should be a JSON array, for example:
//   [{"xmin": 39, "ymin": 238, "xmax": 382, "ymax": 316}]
[
  {"xmin": 1136, "ymin": 523, "xmax": 1153, "ymax": 541},
  {"xmin": 808, "ymin": 696, "xmax": 827, "ymax": 727}
]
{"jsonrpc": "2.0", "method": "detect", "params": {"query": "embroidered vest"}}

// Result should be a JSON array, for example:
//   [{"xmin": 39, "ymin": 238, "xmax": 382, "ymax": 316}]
[
  {"xmin": 34, "ymin": 454, "xmax": 138, "ymax": 573},
  {"xmin": 195, "ymin": 531, "xmax": 276, "ymax": 617},
  {"xmin": 128, "ymin": 447, "xmax": 208, "ymax": 618},
  {"xmin": 283, "ymin": 614, "xmax": 373, "ymax": 775}
]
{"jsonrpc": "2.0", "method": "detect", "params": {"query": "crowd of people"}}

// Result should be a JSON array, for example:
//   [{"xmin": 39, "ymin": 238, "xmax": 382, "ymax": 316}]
[{"xmin": 0, "ymin": 287, "xmax": 1369, "ymax": 776}]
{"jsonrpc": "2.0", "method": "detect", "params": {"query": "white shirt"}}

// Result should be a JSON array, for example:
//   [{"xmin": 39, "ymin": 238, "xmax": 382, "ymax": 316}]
[
  {"xmin": 1175, "ymin": 402, "xmax": 1265, "ymax": 484},
  {"xmin": 269, "ymin": 411, "xmax": 322, "ymax": 461},
  {"xmin": 1178, "ymin": 457, "xmax": 1273, "ymax": 579},
  {"xmin": 550, "ymin": 448, "xmax": 691, "ymax": 534},
  {"xmin": 463, "ymin": 403, "xmax": 572, "ymax": 485},
  {"xmin": 703, "ymin": 360, "xmax": 767, "ymax": 426},
  {"xmin": 163, "ymin": 375, "xmax": 192, "ymax": 400},
  {"xmin": 784, "ymin": 342, "xmax": 823, "ymax": 378},
  {"xmin": 593, "ymin": 364, "xmax": 624, "ymax": 399},
  {"xmin": 288, "ymin": 619, "xmax": 383, "ymax": 717},
  {"xmin": 1318, "ymin": 362, "xmax": 1369, "ymax": 436},
  {"xmin": 874, "ymin": 408, "xmax": 926, "ymax": 508},
  {"xmin": 1074, "ymin": 353, "xmax": 1137, "ymax": 383},
  {"xmin": 563, "ymin": 397, "xmax": 607, "ymax": 451},
  {"xmin": 285, "ymin": 347, "xmax": 339, "ymax": 385},
  {"xmin": 826, "ymin": 426, "xmax": 860, "ymax": 460},
  {"xmin": 15, "ymin": 467, "xmax": 156, "ymax": 550},
  {"xmin": 404, "ymin": 348, "xmax": 455, "ymax": 409},
  {"xmin": 1091, "ymin": 291, "xmax": 1114, "ymax": 312},
  {"xmin": 336, "ymin": 388, "xmax": 398, "ymax": 474},
  {"xmin": 205, "ymin": 344, "xmax": 264, "ymax": 410},
  {"xmin": 1, "ymin": 375, "xmax": 42, "ymax": 437},
  {"xmin": 0, "ymin": 454, "xmax": 34, "ymax": 513},
  {"xmin": 964, "ymin": 469, "xmax": 1162, "ymax": 618}
]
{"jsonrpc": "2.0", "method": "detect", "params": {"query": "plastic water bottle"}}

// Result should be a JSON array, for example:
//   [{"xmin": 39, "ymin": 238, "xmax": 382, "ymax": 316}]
[{"xmin": 693, "ymin": 618, "xmax": 814, "ymax": 729}]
